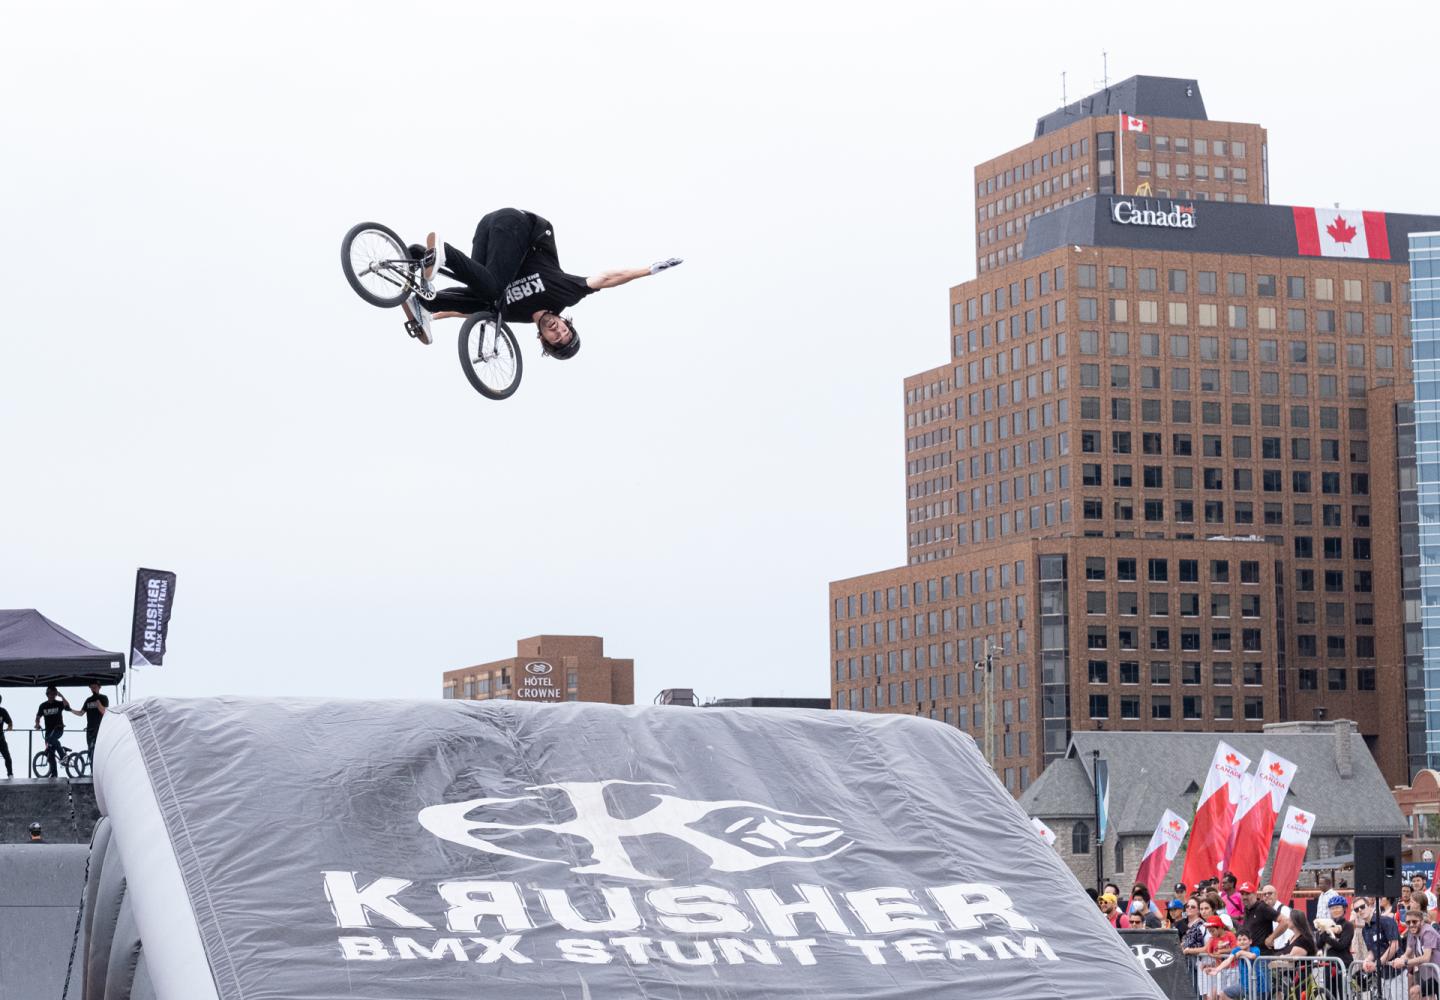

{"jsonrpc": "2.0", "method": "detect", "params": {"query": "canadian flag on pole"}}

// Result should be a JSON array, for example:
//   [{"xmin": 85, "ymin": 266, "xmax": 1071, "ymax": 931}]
[
  {"xmin": 1134, "ymin": 810, "xmax": 1190, "ymax": 897},
  {"xmin": 1226, "ymin": 751, "xmax": 1299, "ymax": 886},
  {"xmin": 1269, "ymin": 807, "xmax": 1317, "ymax": 906},
  {"xmin": 1180, "ymin": 742, "xmax": 1252, "ymax": 891},
  {"xmin": 1123, "ymin": 115, "xmax": 1148, "ymax": 133},
  {"xmin": 1293, "ymin": 206, "xmax": 1391, "ymax": 260},
  {"xmin": 1031, "ymin": 817, "xmax": 1058, "ymax": 847}
]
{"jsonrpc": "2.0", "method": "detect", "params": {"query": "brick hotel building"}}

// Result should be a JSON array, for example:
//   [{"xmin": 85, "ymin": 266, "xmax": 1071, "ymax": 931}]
[
  {"xmin": 828, "ymin": 76, "xmax": 1440, "ymax": 791},
  {"xmin": 443, "ymin": 635, "xmax": 634, "ymax": 705}
]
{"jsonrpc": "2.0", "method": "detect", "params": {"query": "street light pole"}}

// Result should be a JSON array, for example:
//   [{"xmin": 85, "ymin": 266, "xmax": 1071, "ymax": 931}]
[{"xmin": 976, "ymin": 637, "xmax": 1000, "ymax": 769}]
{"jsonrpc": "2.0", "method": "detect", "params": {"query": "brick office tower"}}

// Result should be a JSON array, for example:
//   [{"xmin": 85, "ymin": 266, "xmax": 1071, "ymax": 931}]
[
  {"xmin": 829, "ymin": 75, "xmax": 1440, "ymax": 793},
  {"xmin": 443, "ymin": 635, "xmax": 634, "ymax": 705}
]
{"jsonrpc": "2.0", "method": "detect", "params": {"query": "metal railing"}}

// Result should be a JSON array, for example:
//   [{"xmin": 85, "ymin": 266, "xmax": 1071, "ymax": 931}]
[
  {"xmin": 1346, "ymin": 959, "xmax": 1440, "ymax": 1000},
  {"xmin": 1, "ymin": 730, "xmax": 91, "ymax": 780},
  {"xmin": 1194, "ymin": 955, "xmax": 1440, "ymax": 1000}
]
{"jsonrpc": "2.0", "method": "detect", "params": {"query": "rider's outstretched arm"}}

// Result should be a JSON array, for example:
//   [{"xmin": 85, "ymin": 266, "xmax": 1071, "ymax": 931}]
[
  {"xmin": 586, "ymin": 257, "xmax": 683, "ymax": 290},
  {"xmin": 586, "ymin": 267, "xmax": 651, "ymax": 290}
]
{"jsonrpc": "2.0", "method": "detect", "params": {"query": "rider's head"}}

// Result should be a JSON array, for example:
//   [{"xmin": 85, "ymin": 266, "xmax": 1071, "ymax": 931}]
[
  {"xmin": 45, "ymin": 686, "xmax": 58, "ymax": 699},
  {"xmin": 536, "ymin": 311, "xmax": 580, "ymax": 360}
]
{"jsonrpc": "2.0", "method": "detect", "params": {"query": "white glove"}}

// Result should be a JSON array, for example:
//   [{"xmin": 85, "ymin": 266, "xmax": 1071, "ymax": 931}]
[{"xmin": 649, "ymin": 257, "xmax": 683, "ymax": 275}]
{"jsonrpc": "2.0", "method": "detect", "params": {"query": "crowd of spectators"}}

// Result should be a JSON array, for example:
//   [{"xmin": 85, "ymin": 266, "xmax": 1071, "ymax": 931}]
[{"xmin": 1092, "ymin": 871, "xmax": 1440, "ymax": 999}]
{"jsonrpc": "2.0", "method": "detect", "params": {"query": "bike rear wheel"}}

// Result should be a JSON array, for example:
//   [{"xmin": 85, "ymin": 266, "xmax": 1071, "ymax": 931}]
[
  {"xmin": 458, "ymin": 315, "xmax": 523, "ymax": 400},
  {"xmin": 31, "ymin": 749, "xmax": 55, "ymax": 778},
  {"xmin": 65, "ymin": 750, "xmax": 89, "ymax": 779},
  {"xmin": 341, "ymin": 221, "xmax": 413, "ymax": 308}
]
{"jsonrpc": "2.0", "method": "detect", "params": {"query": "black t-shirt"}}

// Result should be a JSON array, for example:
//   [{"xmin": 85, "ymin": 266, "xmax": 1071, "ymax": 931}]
[
  {"xmin": 0, "ymin": 707, "xmax": 12, "ymax": 734},
  {"xmin": 82, "ymin": 693, "xmax": 109, "ymax": 733},
  {"xmin": 498, "ymin": 239, "xmax": 594, "ymax": 324},
  {"xmin": 1242, "ymin": 900, "xmax": 1281, "ymax": 954},
  {"xmin": 37, "ymin": 698, "xmax": 66, "ymax": 733}
]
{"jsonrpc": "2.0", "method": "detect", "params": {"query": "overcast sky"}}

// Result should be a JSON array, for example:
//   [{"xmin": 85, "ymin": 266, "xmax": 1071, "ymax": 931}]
[{"xmin": 3, "ymin": 1, "xmax": 1437, "ymax": 709}]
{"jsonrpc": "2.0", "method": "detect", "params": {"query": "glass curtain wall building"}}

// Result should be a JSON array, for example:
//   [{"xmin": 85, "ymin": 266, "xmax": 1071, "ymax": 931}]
[{"xmin": 1409, "ymin": 232, "xmax": 1440, "ymax": 768}]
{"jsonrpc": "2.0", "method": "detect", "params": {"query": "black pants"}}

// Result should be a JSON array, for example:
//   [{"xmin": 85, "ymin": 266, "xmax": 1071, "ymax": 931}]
[
  {"xmin": 0, "ymin": 736, "xmax": 10, "ymax": 777},
  {"xmin": 429, "ymin": 208, "xmax": 544, "ymax": 312}
]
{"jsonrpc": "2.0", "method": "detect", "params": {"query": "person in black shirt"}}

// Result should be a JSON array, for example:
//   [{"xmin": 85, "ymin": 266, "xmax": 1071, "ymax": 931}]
[
  {"xmin": 403, "ymin": 208, "xmax": 682, "ymax": 355},
  {"xmin": 72, "ymin": 682, "xmax": 109, "ymax": 756},
  {"xmin": 34, "ymin": 686, "xmax": 71, "ymax": 778},
  {"xmin": 0, "ymin": 694, "xmax": 13, "ymax": 778},
  {"xmin": 1238, "ymin": 882, "xmax": 1288, "ymax": 955}
]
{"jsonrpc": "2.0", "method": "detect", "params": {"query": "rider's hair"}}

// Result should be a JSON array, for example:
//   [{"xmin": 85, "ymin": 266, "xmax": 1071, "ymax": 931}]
[{"xmin": 539, "ymin": 316, "xmax": 581, "ymax": 361}]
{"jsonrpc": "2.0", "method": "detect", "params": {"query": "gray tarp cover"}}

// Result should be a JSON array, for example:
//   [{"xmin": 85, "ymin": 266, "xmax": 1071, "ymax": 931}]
[
  {"xmin": 117, "ymin": 697, "xmax": 1163, "ymax": 999},
  {"xmin": 0, "ymin": 609, "xmax": 124, "ymax": 687}
]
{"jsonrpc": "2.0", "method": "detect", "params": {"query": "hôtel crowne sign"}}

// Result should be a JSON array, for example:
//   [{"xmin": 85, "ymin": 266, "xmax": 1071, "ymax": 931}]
[{"xmin": 1111, "ymin": 198, "xmax": 1197, "ymax": 229}]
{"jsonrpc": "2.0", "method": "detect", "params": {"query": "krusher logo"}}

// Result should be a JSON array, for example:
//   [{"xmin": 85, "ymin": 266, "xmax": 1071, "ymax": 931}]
[
  {"xmin": 1111, "ymin": 198, "xmax": 1197, "ymax": 229},
  {"xmin": 325, "ymin": 779, "xmax": 1060, "ymax": 970},
  {"xmin": 1131, "ymin": 943, "xmax": 1175, "ymax": 970},
  {"xmin": 418, "ymin": 779, "xmax": 853, "ymax": 881}
]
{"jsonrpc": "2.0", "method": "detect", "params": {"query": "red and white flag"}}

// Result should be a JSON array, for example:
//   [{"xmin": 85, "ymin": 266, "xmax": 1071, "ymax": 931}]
[
  {"xmin": 1122, "ymin": 114, "xmax": 1148, "ymax": 133},
  {"xmin": 1179, "ymin": 741, "xmax": 1252, "ymax": 891},
  {"xmin": 1031, "ymin": 817, "xmax": 1057, "ymax": 846},
  {"xmin": 1226, "ymin": 751, "xmax": 1299, "ymax": 886},
  {"xmin": 1134, "ymin": 809, "xmax": 1189, "ymax": 897},
  {"xmin": 1293, "ymin": 206, "xmax": 1391, "ymax": 260},
  {"xmin": 1221, "ymin": 770, "xmax": 1255, "ymax": 869},
  {"xmin": 1269, "ymin": 806, "xmax": 1317, "ymax": 906}
]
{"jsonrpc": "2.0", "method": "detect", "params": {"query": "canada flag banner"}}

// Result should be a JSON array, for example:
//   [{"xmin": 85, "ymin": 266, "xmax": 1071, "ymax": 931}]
[
  {"xmin": 1269, "ymin": 806, "xmax": 1317, "ymax": 906},
  {"xmin": 1226, "ymin": 751, "xmax": 1299, "ymax": 886},
  {"xmin": 1134, "ymin": 810, "xmax": 1190, "ymax": 897},
  {"xmin": 1293, "ymin": 206, "xmax": 1391, "ymax": 260},
  {"xmin": 1180, "ymin": 742, "xmax": 1252, "ymax": 891},
  {"xmin": 1031, "ymin": 817, "xmax": 1057, "ymax": 846}
]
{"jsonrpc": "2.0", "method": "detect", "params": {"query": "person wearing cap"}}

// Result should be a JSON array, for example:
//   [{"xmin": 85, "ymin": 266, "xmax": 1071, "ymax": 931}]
[
  {"xmin": 1167, "ymin": 897, "xmax": 1189, "ymax": 934},
  {"xmin": 27, "ymin": 822, "xmax": 42, "ymax": 843},
  {"xmin": 1239, "ymin": 880, "xmax": 1288, "ymax": 956},
  {"xmin": 1129, "ymin": 884, "xmax": 1162, "ymax": 924},
  {"xmin": 1097, "ymin": 892, "xmax": 1127, "ymax": 930},
  {"xmin": 1201, "ymin": 916, "xmax": 1239, "ymax": 1000}
]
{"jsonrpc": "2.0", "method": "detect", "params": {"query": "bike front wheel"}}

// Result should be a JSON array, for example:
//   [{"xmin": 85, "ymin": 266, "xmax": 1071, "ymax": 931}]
[
  {"xmin": 458, "ymin": 315, "xmax": 523, "ymax": 400},
  {"xmin": 31, "ymin": 749, "xmax": 54, "ymax": 777},
  {"xmin": 65, "ymin": 750, "xmax": 89, "ymax": 779},
  {"xmin": 341, "ymin": 221, "xmax": 412, "ymax": 308}
]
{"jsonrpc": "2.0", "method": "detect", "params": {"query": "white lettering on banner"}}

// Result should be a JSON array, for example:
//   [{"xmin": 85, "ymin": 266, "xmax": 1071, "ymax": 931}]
[
  {"xmin": 326, "ymin": 876, "xmax": 1060, "ymax": 968},
  {"xmin": 335, "ymin": 933, "xmax": 1060, "ymax": 966},
  {"xmin": 1110, "ymin": 198, "xmax": 1198, "ymax": 229},
  {"xmin": 142, "ymin": 578, "xmax": 169, "ymax": 653}
]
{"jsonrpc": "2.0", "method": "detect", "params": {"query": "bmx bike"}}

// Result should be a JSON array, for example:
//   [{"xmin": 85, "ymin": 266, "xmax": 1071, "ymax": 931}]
[
  {"xmin": 32, "ymin": 741, "xmax": 90, "ymax": 779},
  {"xmin": 340, "ymin": 221, "xmax": 523, "ymax": 400}
]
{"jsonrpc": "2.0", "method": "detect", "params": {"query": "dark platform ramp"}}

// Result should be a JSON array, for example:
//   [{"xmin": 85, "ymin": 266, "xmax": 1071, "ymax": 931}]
[{"xmin": 0, "ymin": 844, "xmax": 88, "ymax": 1000}]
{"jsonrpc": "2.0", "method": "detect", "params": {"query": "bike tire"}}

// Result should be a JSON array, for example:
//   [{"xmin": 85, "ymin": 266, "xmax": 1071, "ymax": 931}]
[
  {"xmin": 65, "ymin": 751, "xmax": 88, "ymax": 780},
  {"xmin": 458, "ymin": 314, "xmax": 523, "ymax": 400},
  {"xmin": 341, "ymin": 221, "xmax": 412, "ymax": 308},
  {"xmin": 31, "ymin": 749, "xmax": 52, "ymax": 778}
]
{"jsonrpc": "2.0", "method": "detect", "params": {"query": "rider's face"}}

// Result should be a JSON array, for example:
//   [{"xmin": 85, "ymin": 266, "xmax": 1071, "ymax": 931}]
[{"xmin": 538, "ymin": 313, "xmax": 571, "ymax": 346}]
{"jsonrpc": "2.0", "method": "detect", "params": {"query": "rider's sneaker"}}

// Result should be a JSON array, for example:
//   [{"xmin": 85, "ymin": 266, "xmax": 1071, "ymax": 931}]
[{"xmin": 402, "ymin": 294, "xmax": 433, "ymax": 346}]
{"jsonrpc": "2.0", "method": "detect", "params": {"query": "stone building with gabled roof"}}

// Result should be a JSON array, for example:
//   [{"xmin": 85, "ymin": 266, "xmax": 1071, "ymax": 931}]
[{"xmin": 1018, "ymin": 720, "xmax": 1406, "ymax": 892}]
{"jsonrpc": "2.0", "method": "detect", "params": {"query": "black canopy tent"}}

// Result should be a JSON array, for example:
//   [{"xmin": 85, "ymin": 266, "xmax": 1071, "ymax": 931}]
[{"xmin": 0, "ymin": 609, "xmax": 125, "ymax": 688}]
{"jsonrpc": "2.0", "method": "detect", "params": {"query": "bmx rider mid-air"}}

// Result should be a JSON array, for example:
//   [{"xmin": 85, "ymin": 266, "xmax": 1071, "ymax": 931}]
[{"xmin": 402, "ymin": 207, "xmax": 682, "ymax": 358}]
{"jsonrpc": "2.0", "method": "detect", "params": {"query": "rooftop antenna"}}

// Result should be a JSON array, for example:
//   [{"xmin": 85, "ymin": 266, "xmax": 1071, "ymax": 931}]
[
  {"xmin": 1062, "ymin": 71, "xmax": 1067, "ymax": 106},
  {"xmin": 1102, "ymin": 51, "xmax": 1109, "ymax": 89}
]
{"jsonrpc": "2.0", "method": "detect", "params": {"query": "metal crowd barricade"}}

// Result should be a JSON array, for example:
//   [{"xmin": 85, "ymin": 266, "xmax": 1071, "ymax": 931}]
[
  {"xmin": 1346, "ymin": 959, "xmax": 1440, "ymax": 1000},
  {"xmin": 1232, "ymin": 955, "xmax": 1347, "ymax": 1000}
]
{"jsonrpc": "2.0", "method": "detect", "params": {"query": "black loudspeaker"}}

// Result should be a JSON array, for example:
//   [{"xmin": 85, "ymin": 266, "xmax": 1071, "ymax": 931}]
[{"xmin": 1354, "ymin": 836, "xmax": 1402, "ymax": 898}]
